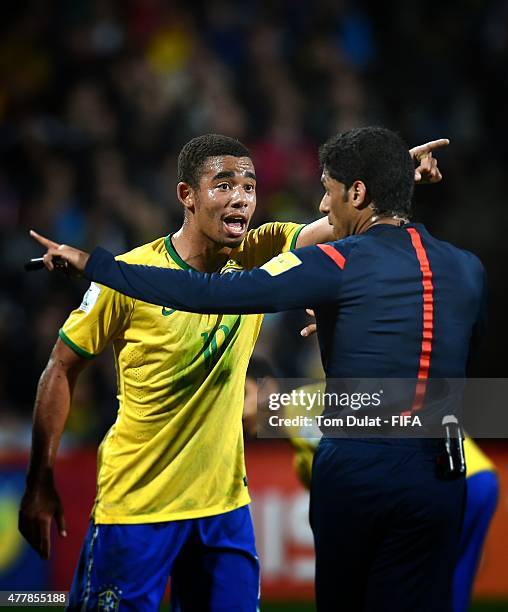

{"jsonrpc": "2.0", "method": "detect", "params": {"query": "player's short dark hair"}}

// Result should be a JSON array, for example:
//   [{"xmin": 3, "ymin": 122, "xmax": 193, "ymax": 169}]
[
  {"xmin": 177, "ymin": 134, "xmax": 251, "ymax": 187},
  {"xmin": 319, "ymin": 127, "xmax": 414, "ymax": 217}
]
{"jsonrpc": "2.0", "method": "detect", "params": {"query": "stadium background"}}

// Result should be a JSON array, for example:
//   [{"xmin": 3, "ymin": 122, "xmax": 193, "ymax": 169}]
[{"xmin": 0, "ymin": 0, "xmax": 507, "ymax": 609}]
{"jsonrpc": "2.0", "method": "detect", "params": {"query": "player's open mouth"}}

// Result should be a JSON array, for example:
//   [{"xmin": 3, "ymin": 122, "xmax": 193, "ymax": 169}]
[{"xmin": 223, "ymin": 215, "xmax": 247, "ymax": 237}]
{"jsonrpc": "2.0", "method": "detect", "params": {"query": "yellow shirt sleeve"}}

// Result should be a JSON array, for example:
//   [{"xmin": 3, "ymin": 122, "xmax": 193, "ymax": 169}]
[
  {"xmin": 59, "ymin": 281, "xmax": 134, "ymax": 358},
  {"xmin": 241, "ymin": 222, "xmax": 305, "ymax": 268},
  {"xmin": 464, "ymin": 437, "xmax": 496, "ymax": 477},
  {"xmin": 291, "ymin": 439, "xmax": 315, "ymax": 490}
]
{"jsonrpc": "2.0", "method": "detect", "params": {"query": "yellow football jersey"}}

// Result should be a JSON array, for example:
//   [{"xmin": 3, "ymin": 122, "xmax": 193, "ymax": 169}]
[
  {"xmin": 464, "ymin": 437, "xmax": 495, "ymax": 477},
  {"xmin": 60, "ymin": 222, "xmax": 304, "ymax": 523}
]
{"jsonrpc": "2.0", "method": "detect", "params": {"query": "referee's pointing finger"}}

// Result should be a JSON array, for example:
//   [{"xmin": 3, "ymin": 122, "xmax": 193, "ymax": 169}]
[{"xmin": 410, "ymin": 138, "xmax": 450, "ymax": 161}]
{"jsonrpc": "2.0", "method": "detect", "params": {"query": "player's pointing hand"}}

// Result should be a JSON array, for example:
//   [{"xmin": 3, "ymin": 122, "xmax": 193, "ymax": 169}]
[
  {"xmin": 410, "ymin": 138, "xmax": 449, "ymax": 184},
  {"xmin": 30, "ymin": 230, "xmax": 90, "ymax": 275}
]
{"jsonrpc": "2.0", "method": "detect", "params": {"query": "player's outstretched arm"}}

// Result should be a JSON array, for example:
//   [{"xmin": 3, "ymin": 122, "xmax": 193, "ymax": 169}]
[
  {"xmin": 18, "ymin": 340, "xmax": 88, "ymax": 559},
  {"xmin": 295, "ymin": 138, "xmax": 449, "ymax": 248}
]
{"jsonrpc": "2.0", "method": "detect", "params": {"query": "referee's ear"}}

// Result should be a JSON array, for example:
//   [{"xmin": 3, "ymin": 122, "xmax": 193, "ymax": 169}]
[
  {"xmin": 350, "ymin": 180, "xmax": 368, "ymax": 210},
  {"xmin": 177, "ymin": 182, "xmax": 195, "ymax": 214}
]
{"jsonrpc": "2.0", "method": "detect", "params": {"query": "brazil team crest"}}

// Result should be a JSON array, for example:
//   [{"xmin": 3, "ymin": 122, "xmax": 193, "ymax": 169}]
[
  {"xmin": 98, "ymin": 586, "xmax": 122, "ymax": 611},
  {"xmin": 221, "ymin": 259, "xmax": 244, "ymax": 274}
]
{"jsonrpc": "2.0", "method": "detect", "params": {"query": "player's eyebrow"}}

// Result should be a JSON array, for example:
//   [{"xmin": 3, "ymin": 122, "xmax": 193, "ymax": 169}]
[
  {"xmin": 212, "ymin": 170, "xmax": 257, "ymax": 181},
  {"xmin": 213, "ymin": 170, "xmax": 235, "ymax": 181}
]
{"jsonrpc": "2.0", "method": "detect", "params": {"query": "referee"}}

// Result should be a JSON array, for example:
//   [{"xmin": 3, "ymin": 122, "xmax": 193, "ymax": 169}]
[{"xmin": 32, "ymin": 127, "xmax": 486, "ymax": 612}]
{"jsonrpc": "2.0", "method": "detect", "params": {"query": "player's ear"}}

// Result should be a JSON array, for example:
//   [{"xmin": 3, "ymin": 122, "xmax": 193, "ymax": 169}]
[
  {"xmin": 350, "ymin": 181, "xmax": 368, "ymax": 210},
  {"xmin": 177, "ymin": 182, "xmax": 195, "ymax": 213}
]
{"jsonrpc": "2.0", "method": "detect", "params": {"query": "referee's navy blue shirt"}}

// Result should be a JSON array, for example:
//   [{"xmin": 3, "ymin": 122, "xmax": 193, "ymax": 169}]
[{"xmin": 85, "ymin": 223, "xmax": 486, "ymax": 413}]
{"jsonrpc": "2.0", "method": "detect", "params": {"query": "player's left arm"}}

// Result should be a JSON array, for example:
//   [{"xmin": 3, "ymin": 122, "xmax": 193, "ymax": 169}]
[
  {"xmin": 83, "ymin": 244, "xmax": 346, "ymax": 314},
  {"xmin": 295, "ymin": 138, "xmax": 449, "ymax": 247}
]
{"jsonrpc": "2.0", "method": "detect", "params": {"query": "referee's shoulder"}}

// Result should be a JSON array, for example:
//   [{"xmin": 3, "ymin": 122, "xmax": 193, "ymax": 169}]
[
  {"xmin": 437, "ymin": 236, "xmax": 485, "ymax": 274},
  {"xmin": 326, "ymin": 233, "xmax": 368, "ymax": 257},
  {"xmin": 460, "ymin": 248, "xmax": 485, "ymax": 273}
]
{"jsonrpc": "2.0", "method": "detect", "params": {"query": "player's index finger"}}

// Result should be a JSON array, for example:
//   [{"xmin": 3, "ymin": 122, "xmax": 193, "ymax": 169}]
[{"xmin": 29, "ymin": 229, "xmax": 59, "ymax": 250}]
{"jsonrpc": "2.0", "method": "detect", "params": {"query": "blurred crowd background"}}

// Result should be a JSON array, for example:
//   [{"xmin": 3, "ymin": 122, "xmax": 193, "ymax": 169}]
[{"xmin": 1, "ymin": 0, "xmax": 507, "ymax": 447}]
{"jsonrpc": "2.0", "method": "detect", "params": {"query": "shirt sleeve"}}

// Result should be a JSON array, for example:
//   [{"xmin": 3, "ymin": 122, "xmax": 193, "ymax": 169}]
[
  {"xmin": 241, "ymin": 222, "xmax": 306, "ymax": 267},
  {"xmin": 84, "ymin": 244, "xmax": 347, "ymax": 315},
  {"xmin": 59, "ymin": 281, "xmax": 134, "ymax": 358}
]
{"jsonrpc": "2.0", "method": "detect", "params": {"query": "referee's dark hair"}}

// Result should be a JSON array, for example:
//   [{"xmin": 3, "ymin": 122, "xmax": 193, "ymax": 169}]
[
  {"xmin": 319, "ymin": 127, "xmax": 415, "ymax": 217},
  {"xmin": 177, "ymin": 134, "xmax": 251, "ymax": 188}
]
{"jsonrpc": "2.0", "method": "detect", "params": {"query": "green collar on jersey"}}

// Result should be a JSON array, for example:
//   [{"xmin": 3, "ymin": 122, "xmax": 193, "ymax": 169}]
[{"xmin": 164, "ymin": 234, "xmax": 196, "ymax": 271}]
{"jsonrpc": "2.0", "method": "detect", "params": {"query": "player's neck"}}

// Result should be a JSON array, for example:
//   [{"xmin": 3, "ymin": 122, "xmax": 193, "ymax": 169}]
[{"xmin": 171, "ymin": 227, "xmax": 232, "ymax": 273}]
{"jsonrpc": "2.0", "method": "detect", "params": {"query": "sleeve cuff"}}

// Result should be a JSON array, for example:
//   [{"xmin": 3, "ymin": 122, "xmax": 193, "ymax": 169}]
[
  {"xmin": 58, "ymin": 329, "xmax": 95, "ymax": 359},
  {"xmin": 289, "ymin": 224, "xmax": 306, "ymax": 251},
  {"xmin": 84, "ymin": 246, "xmax": 114, "ymax": 281}
]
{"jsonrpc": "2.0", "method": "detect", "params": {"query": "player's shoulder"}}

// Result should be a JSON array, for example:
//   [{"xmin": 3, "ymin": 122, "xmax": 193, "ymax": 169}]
[
  {"xmin": 244, "ymin": 221, "xmax": 303, "ymax": 243},
  {"xmin": 115, "ymin": 236, "xmax": 169, "ymax": 265},
  {"xmin": 234, "ymin": 222, "xmax": 304, "ymax": 264}
]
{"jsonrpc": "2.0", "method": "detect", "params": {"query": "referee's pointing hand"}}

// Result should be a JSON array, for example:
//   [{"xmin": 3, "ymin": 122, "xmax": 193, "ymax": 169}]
[{"xmin": 410, "ymin": 138, "xmax": 449, "ymax": 183}]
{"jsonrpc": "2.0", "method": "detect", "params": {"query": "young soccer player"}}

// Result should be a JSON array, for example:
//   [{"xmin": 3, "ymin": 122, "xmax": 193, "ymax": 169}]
[{"xmin": 20, "ymin": 135, "xmax": 303, "ymax": 611}]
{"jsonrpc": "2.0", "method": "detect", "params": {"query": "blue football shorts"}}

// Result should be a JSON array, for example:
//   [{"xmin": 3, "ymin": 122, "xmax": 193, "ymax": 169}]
[
  {"xmin": 453, "ymin": 470, "xmax": 499, "ymax": 612},
  {"xmin": 67, "ymin": 505, "xmax": 260, "ymax": 611}
]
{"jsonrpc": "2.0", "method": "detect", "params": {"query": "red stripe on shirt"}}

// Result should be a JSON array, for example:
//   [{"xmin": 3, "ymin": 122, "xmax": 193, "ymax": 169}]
[
  {"xmin": 406, "ymin": 227, "xmax": 435, "ymax": 413},
  {"xmin": 317, "ymin": 244, "xmax": 346, "ymax": 269}
]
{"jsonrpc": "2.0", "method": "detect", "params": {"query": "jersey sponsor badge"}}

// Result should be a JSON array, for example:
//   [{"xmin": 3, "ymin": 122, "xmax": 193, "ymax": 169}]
[
  {"xmin": 78, "ymin": 282, "xmax": 101, "ymax": 314},
  {"xmin": 261, "ymin": 251, "xmax": 302, "ymax": 276}
]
